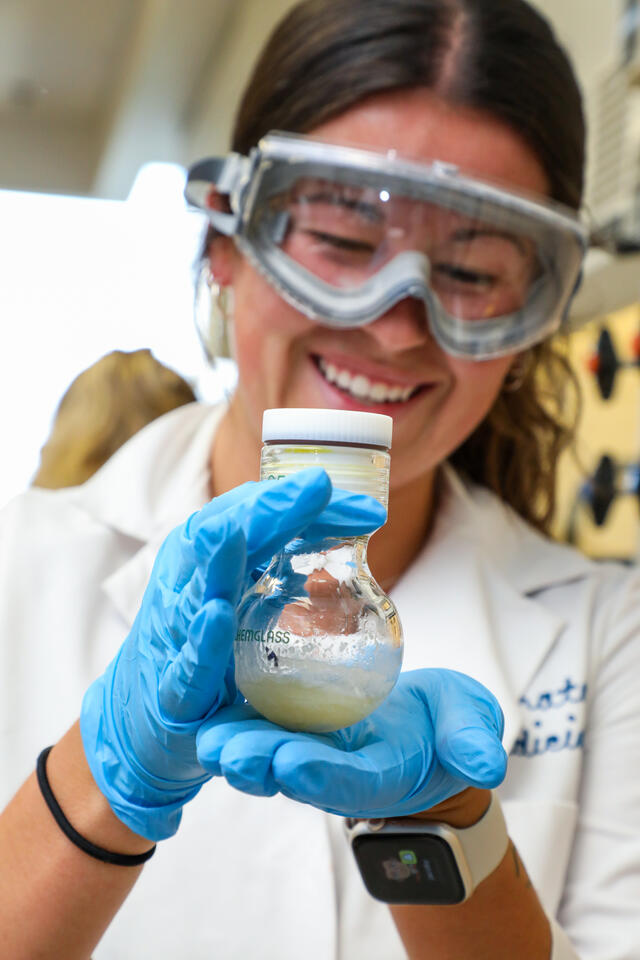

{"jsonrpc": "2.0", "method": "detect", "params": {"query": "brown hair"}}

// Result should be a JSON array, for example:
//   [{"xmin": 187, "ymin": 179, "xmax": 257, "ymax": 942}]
[
  {"xmin": 32, "ymin": 349, "xmax": 196, "ymax": 489},
  {"xmin": 206, "ymin": 0, "xmax": 586, "ymax": 531}
]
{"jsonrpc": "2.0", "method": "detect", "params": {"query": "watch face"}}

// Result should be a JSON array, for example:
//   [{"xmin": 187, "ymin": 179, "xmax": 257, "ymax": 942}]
[{"xmin": 352, "ymin": 832, "xmax": 466, "ymax": 904}]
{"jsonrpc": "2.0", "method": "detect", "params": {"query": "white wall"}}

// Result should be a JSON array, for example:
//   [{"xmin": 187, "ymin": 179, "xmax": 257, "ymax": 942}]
[
  {"xmin": 183, "ymin": 0, "xmax": 623, "ymax": 171},
  {"xmin": 1, "ymin": 165, "xmax": 236, "ymax": 509},
  {"xmin": 184, "ymin": 0, "xmax": 299, "ymax": 161},
  {"xmin": 531, "ymin": 0, "xmax": 621, "ymax": 205}
]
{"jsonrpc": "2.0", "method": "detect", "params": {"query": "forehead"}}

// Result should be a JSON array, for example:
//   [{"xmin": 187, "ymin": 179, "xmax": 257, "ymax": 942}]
[{"xmin": 308, "ymin": 87, "xmax": 550, "ymax": 199}]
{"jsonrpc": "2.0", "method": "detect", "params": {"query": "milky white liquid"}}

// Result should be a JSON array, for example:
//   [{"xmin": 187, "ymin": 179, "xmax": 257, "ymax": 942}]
[{"xmin": 239, "ymin": 675, "xmax": 386, "ymax": 732}]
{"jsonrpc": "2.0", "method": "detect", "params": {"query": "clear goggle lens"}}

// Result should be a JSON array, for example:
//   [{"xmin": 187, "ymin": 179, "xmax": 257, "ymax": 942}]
[{"xmin": 254, "ymin": 176, "xmax": 542, "ymax": 323}]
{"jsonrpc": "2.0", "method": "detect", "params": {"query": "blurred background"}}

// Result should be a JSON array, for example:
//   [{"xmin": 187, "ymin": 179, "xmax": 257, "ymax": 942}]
[{"xmin": 1, "ymin": 0, "xmax": 639, "ymax": 558}]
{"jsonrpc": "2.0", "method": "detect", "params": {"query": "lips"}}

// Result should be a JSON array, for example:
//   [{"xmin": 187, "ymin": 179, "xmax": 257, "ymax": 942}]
[{"xmin": 312, "ymin": 354, "xmax": 428, "ymax": 406}]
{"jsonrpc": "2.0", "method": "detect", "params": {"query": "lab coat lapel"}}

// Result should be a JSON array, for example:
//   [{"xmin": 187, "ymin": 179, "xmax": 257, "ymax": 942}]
[
  {"xmin": 80, "ymin": 401, "xmax": 222, "ymax": 542},
  {"xmin": 87, "ymin": 403, "xmax": 223, "ymax": 627},
  {"xmin": 391, "ymin": 484, "xmax": 568, "ymax": 755},
  {"xmin": 102, "ymin": 535, "xmax": 167, "ymax": 628}
]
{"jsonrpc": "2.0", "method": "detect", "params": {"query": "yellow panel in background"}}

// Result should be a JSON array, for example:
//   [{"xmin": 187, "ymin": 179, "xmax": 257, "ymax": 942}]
[{"xmin": 553, "ymin": 304, "xmax": 640, "ymax": 560}]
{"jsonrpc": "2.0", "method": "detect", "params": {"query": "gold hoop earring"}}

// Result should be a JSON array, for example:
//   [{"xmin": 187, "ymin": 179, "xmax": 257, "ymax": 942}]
[
  {"xmin": 194, "ymin": 265, "xmax": 234, "ymax": 363},
  {"xmin": 503, "ymin": 353, "xmax": 532, "ymax": 393}
]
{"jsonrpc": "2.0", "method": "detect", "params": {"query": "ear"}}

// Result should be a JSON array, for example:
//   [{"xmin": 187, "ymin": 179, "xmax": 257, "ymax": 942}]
[
  {"xmin": 205, "ymin": 188, "xmax": 238, "ymax": 287},
  {"xmin": 208, "ymin": 233, "xmax": 236, "ymax": 287}
]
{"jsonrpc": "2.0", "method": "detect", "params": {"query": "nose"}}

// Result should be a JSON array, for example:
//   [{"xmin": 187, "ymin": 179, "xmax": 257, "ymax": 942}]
[{"xmin": 362, "ymin": 296, "xmax": 431, "ymax": 354}]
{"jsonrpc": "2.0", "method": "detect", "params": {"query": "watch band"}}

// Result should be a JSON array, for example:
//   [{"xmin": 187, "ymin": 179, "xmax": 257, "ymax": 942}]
[
  {"xmin": 441, "ymin": 791, "xmax": 509, "ymax": 889},
  {"xmin": 346, "ymin": 792, "xmax": 509, "ymax": 899}
]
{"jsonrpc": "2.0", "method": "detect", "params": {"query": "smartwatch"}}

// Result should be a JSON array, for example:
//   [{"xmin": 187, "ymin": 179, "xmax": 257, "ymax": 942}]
[{"xmin": 344, "ymin": 792, "xmax": 509, "ymax": 905}]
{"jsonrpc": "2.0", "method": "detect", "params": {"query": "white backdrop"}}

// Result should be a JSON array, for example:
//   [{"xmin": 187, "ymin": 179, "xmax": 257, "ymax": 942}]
[{"xmin": 0, "ymin": 163, "xmax": 237, "ymax": 509}]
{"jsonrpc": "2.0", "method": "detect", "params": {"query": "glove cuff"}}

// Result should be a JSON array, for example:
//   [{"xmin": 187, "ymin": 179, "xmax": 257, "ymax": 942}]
[{"xmin": 80, "ymin": 663, "xmax": 205, "ymax": 842}]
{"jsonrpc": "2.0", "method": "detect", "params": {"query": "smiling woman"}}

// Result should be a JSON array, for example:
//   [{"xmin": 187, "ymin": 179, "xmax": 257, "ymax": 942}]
[
  {"xmin": 192, "ymin": 0, "xmax": 586, "ymax": 532},
  {"xmin": 199, "ymin": 89, "xmax": 582, "ymax": 528},
  {"xmin": 1, "ymin": 2, "xmax": 639, "ymax": 960}
]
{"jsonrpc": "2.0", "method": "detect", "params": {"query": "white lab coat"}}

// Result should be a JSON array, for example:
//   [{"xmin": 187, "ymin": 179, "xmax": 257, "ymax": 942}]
[{"xmin": 1, "ymin": 401, "xmax": 639, "ymax": 960}]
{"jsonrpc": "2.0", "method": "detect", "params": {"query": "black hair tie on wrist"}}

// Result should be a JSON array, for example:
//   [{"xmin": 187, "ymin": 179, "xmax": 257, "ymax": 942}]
[{"xmin": 36, "ymin": 746, "xmax": 156, "ymax": 867}]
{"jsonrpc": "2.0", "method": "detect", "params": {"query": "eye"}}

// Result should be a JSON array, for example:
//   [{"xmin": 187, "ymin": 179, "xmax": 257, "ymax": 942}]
[
  {"xmin": 433, "ymin": 264, "xmax": 496, "ymax": 287},
  {"xmin": 306, "ymin": 230, "xmax": 376, "ymax": 255}
]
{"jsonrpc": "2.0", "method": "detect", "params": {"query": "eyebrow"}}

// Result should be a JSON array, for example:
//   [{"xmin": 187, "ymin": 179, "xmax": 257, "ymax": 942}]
[
  {"xmin": 450, "ymin": 227, "xmax": 529, "ymax": 256},
  {"xmin": 295, "ymin": 190, "xmax": 384, "ymax": 224}
]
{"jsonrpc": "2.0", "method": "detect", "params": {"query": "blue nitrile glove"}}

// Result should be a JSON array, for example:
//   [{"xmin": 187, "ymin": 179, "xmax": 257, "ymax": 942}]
[
  {"xmin": 80, "ymin": 467, "xmax": 387, "ymax": 840},
  {"xmin": 196, "ymin": 669, "xmax": 507, "ymax": 818}
]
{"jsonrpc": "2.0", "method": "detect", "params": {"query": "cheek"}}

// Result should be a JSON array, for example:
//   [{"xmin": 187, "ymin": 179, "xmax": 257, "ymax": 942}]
[
  {"xmin": 384, "ymin": 355, "xmax": 515, "ymax": 489},
  {"xmin": 229, "ymin": 260, "xmax": 315, "ymax": 413},
  {"xmin": 445, "ymin": 354, "xmax": 514, "ymax": 432},
  {"xmin": 232, "ymin": 264, "xmax": 299, "ymax": 368},
  {"xmin": 451, "ymin": 355, "xmax": 513, "ymax": 399}
]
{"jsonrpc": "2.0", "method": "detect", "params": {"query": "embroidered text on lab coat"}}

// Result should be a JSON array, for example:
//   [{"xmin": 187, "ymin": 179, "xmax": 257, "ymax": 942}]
[{"xmin": 511, "ymin": 678, "xmax": 586, "ymax": 758}]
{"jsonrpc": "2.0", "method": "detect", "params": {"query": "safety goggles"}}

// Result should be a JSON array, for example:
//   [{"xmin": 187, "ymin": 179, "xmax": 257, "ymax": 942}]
[{"xmin": 185, "ymin": 132, "xmax": 587, "ymax": 360}]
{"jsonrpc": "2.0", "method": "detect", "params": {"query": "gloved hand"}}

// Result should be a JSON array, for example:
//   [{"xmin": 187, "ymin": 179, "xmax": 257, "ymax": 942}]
[
  {"xmin": 196, "ymin": 669, "xmax": 507, "ymax": 818},
  {"xmin": 80, "ymin": 467, "xmax": 386, "ymax": 840}
]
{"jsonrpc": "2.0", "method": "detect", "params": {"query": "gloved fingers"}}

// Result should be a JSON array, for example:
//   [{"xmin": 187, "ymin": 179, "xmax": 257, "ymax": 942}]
[
  {"xmin": 185, "ymin": 470, "xmax": 325, "ymax": 559},
  {"xmin": 236, "ymin": 469, "xmax": 334, "ymax": 570},
  {"xmin": 153, "ymin": 510, "xmax": 246, "ymax": 612},
  {"xmin": 217, "ymin": 725, "xmax": 314, "ymax": 797},
  {"xmin": 175, "ymin": 519, "xmax": 247, "ymax": 631},
  {"xmin": 151, "ymin": 524, "xmax": 197, "ymax": 596},
  {"xmin": 410, "ymin": 669, "xmax": 507, "ymax": 788},
  {"xmin": 169, "ymin": 484, "xmax": 261, "ymax": 591},
  {"xmin": 244, "ymin": 488, "xmax": 386, "ymax": 586},
  {"xmin": 300, "ymin": 488, "xmax": 387, "ymax": 542},
  {"xmin": 220, "ymin": 473, "xmax": 388, "ymax": 570},
  {"xmin": 200, "ymin": 713, "xmax": 429, "ymax": 816},
  {"xmin": 271, "ymin": 736, "xmax": 432, "ymax": 816},
  {"xmin": 193, "ymin": 469, "xmax": 332, "ymax": 573},
  {"xmin": 184, "ymin": 481, "xmax": 260, "ymax": 537},
  {"xmin": 195, "ymin": 684, "xmax": 495, "ymax": 817},
  {"xmin": 158, "ymin": 596, "xmax": 237, "ymax": 723},
  {"xmin": 436, "ymin": 724, "xmax": 507, "ymax": 789},
  {"xmin": 196, "ymin": 703, "xmax": 267, "ymax": 776},
  {"xmin": 197, "ymin": 708, "xmax": 337, "ymax": 795},
  {"xmin": 188, "ymin": 475, "xmax": 384, "ymax": 592}
]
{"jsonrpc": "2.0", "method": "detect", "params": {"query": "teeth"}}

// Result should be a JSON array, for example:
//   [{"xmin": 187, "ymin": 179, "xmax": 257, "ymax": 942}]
[
  {"xmin": 370, "ymin": 382, "xmax": 390, "ymax": 401},
  {"xmin": 317, "ymin": 358, "xmax": 418, "ymax": 403},
  {"xmin": 350, "ymin": 375, "xmax": 370, "ymax": 398}
]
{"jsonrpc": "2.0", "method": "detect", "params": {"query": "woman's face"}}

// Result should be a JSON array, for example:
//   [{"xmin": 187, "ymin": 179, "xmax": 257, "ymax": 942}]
[{"xmin": 215, "ymin": 88, "xmax": 549, "ymax": 489}]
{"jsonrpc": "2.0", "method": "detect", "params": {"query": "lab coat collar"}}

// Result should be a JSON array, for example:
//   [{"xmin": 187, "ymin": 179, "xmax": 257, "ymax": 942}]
[
  {"xmin": 77, "ymin": 400, "xmax": 591, "ymax": 595},
  {"xmin": 77, "ymin": 401, "xmax": 224, "ymax": 542},
  {"xmin": 440, "ymin": 464, "xmax": 593, "ymax": 595},
  {"xmin": 74, "ymin": 402, "xmax": 224, "ymax": 632}
]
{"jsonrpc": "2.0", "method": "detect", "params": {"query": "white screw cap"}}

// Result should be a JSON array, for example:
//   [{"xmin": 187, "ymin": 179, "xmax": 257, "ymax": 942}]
[{"xmin": 262, "ymin": 408, "xmax": 392, "ymax": 449}]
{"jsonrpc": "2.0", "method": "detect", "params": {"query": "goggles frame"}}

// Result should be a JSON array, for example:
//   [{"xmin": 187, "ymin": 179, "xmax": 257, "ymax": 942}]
[{"xmin": 186, "ymin": 132, "xmax": 587, "ymax": 359}]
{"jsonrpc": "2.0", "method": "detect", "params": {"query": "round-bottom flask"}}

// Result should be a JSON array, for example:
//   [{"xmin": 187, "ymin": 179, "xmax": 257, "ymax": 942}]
[{"xmin": 234, "ymin": 408, "xmax": 403, "ymax": 732}]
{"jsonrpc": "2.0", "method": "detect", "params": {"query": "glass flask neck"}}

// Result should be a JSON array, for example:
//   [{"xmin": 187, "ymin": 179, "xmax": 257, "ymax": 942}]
[
  {"xmin": 261, "ymin": 441, "xmax": 390, "ymax": 508},
  {"xmin": 282, "ymin": 534, "xmax": 371, "ymax": 574},
  {"xmin": 260, "ymin": 534, "xmax": 370, "ymax": 585}
]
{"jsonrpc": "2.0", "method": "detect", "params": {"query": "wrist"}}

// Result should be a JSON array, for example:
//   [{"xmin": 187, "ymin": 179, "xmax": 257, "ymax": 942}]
[
  {"xmin": 80, "ymin": 668, "xmax": 202, "ymax": 842},
  {"xmin": 407, "ymin": 787, "xmax": 492, "ymax": 828},
  {"xmin": 47, "ymin": 723, "xmax": 155, "ymax": 856},
  {"xmin": 346, "ymin": 792, "xmax": 509, "ymax": 906}
]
